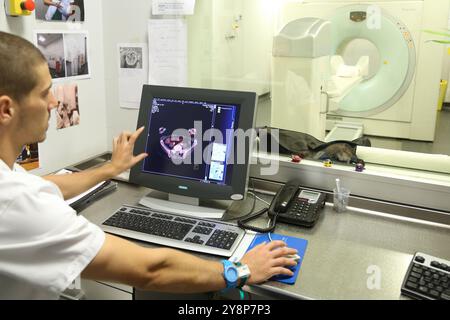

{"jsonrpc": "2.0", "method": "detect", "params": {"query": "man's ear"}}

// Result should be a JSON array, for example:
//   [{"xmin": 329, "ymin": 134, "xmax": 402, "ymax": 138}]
[{"xmin": 0, "ymin": 96, "xmax": 15, "ymax": 124}]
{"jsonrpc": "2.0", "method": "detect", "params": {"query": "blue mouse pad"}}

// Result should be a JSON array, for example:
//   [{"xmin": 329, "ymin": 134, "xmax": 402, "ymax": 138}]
[{"xmin": 245, "ymin": 233, "xmax": 308, "ymax": 285}]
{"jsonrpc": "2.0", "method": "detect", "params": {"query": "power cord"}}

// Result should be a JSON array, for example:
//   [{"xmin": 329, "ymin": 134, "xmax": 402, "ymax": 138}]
[
  {"xmin": 252, "ymin": 194, "xmax": 270, "ymax": 206},
  {"xmin": 237, "ymin": 208, "xmax": 279, "ymax": 234},
  {"xmin": 221, "ymin": 178, "xmax": 279, "ymax": 233},
  {"xmin": 221, "ymin": 178, "xmax": 258, "ymax": 222}
]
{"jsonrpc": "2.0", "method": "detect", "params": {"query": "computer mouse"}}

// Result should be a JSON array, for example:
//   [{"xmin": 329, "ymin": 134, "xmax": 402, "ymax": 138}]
[{"xmin": 285, "ymin": 254, "xmax": 301, "ymax": 263}]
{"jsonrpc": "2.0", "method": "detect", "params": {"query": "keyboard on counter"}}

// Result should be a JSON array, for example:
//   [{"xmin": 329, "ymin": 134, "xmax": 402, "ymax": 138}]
[
  {"xmin": 401, "ymin": 252, "xmax": 450, "ymax": 300},
  {"xmin": 101, "ymin": 205, "xmax": 246, "ymax": 257}
]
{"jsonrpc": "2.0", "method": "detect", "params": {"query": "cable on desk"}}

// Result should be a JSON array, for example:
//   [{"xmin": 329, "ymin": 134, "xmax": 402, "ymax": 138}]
[
  {"xmin": 221, "ymin": 178, "xmax": 279, "ymax": 234},
  {"xmin": 221, "ymin": 178, "xmax": 257, "ymax": 222},
  {"xmin": 237, "ymin": 208, "xmax": 279, "ymax": 234},
  {"xmin": 253, "ymin": 194, "xmax": 271, "ymax": 206}
]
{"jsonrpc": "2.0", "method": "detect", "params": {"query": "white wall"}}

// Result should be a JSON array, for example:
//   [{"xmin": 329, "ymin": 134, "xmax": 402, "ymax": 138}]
[
  {"xmin": 101, "ymin": 0, "xmax": 152, "ymax": 149},
  {"xmin": 444, "ymin": 11, "xmax": 450, "ymax": 103},
  {"xmin": 0, "ymin": 1, "xmax": 108, "ymax": 175},
  {"xmin": 102, "ymin": 0, "xmax": 272, "ymax": 151}
]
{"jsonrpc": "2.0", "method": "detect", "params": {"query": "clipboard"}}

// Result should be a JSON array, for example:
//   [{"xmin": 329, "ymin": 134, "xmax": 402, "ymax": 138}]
[
  {"xmin": 69, "ymin": 180, "xmax": 118, "ymax": 213},
  {"xmin": 245, "ymin": 233, "xmax": 308, "ymax": 285},
  {"xmin": 58, "ymin": 168, "xmax": 118, "ymax": 213}
]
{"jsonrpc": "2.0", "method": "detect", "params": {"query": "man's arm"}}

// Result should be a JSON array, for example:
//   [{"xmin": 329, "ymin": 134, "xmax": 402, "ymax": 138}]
[
  {"xmin": 44, "ymin": 127, "xmax": 148, "ymax": 200},
  {"xmin": 44, "ymin": 0, "xmax": 60, "ymax": 7},
  {"xmin": 82, "ymin": 235, "xmax": 297, "ymax": 293}
]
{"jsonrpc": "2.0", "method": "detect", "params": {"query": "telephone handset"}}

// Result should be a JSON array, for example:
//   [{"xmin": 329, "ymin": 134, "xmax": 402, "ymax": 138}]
[
  {"xmin": 237, "ymin": 180, "xmax": 326, "ymax": 233},
  {"xmin": 268, "ymin": 180, "xmax": 326, "ymax": 228},
  {"xmin": 271, "ymin": 180, "xmax": 301, "ymax": 213}
]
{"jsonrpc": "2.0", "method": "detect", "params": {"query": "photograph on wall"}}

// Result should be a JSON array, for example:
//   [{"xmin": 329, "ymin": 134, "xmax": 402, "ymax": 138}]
[
  {"xmin": 36, "ymin": 31, "xmax": 90, "ymax": 80},
  {"xmin": 16, "ymin": 144, "xmax": 40, "ymax": 171},
  {"xmin": 53, "ymin": 83, "xmax": 81, "ymax": 130},
  {"xmin": 35, "ymin": 0, "xmax": 85, "ymax": 22}
]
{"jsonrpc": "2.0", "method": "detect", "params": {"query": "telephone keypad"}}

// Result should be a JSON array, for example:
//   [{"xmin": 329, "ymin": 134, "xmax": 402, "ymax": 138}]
[
  {"xmin": 268, "ymin": 186, "xmax": 326, "ymax": 228},
  {"xmin": 290, "ymin": 198, "xmax": 316, "ymax": 221}
]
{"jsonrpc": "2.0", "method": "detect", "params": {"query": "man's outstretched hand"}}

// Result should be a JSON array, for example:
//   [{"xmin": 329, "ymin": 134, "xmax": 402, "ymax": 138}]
[{"xmin": 109, "ymin": 127, "xmax": 149, "ymax": 176}]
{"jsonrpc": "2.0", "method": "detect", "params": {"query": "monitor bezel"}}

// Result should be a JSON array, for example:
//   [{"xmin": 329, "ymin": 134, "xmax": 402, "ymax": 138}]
[{"xmin": 130, "ymin": 85, "xmax": 257, "ymax": 200}]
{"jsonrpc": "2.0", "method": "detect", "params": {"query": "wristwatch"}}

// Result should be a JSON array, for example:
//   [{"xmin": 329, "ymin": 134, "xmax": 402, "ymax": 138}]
[
  {"xmin": 235, "ymin": 262, "xmax": 251, "ymax": 288},
  {"xmin": 222, "ymin": 260, "xmax": 239, "ymax": 289},
  {"xmin": 221, "ymin": 260, "xmax": 251, "ymax": 290}
]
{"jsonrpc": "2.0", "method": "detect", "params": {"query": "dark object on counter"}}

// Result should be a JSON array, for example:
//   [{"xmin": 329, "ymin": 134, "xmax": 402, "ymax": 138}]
[
  {"xmin": 257, "ymin": 126, "xmax": 371, "ymax": 164},
  {"xmin": 71, "ymin": 180, "xmax": 117, "ymax": 213},
  {"xmin": 355, "ymin": 160, "xmax": 366, "ymax": 172}
]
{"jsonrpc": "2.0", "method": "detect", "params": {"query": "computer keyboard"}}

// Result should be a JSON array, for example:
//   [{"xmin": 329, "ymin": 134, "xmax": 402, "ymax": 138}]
[
  {"xmin": 101, "ymin": 205, "xmax": 246, "ymax": 257},
  {"xmin": 401, "ymin": 252, "xmax": 450, "ymax": 300}
]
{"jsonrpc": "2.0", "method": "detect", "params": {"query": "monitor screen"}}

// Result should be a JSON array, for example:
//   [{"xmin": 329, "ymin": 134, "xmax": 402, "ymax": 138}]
[
  {"xmin": 142, "ymin": 97, "xmax": 239, "ymax": 186},
  {"xmin": 130, "ymin": 85, "xmax": 257, "ymax": 201}
]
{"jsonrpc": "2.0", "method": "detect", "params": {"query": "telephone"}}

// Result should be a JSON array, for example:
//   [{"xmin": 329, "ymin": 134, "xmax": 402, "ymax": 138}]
[
  {"xmin": 268, "ymin": 180, "xmax": 326, "ymax": 228},
  {"xmin": 237, "ymin": 179, "xmax": 326, "ymax": 233}
]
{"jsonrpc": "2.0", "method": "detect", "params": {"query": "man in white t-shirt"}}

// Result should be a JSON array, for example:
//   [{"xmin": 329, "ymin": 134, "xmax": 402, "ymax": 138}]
[
  {"xmin": 44, "ymin": 0, "xmax": 73, "ymax": 21},
  {"xmin": 0, "ymin": 32, "xmax": 298, "ymax": 300}
]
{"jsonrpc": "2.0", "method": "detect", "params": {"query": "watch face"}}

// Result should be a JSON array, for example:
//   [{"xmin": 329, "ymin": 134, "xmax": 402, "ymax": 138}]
[{"xmin": 225, "ymin": 268, "xmax": 239, "ymax": 282}]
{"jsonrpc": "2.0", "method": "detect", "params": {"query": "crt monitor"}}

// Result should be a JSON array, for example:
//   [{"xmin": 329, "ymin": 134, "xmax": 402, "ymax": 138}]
[{"xmin": 130, "ymin": 85, "xmax": 257, "ymax": 218}]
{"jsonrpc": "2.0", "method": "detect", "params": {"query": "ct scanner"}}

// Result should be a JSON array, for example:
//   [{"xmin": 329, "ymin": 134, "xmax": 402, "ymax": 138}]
[{"xmin": 271, "ymin": 0, "xmax": 450, "ymax": 142}]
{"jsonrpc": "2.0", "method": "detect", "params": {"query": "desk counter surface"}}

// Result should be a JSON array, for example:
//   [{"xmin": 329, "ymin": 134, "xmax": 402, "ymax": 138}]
[{"xmin": 81, "ymin": 181, "xmax": 450, "ymax": 300}]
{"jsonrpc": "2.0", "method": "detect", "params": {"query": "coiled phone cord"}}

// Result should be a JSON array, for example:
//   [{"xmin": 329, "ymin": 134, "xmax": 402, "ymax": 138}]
[{"xmin": 237, "ymin": 208, "xmax": 279, "ymax": 234}]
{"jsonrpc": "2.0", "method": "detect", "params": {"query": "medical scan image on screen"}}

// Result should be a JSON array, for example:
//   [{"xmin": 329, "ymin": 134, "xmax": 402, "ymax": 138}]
[{"xmin": 142, "ymin": 98, "xmax": 239, "ymax": 185}]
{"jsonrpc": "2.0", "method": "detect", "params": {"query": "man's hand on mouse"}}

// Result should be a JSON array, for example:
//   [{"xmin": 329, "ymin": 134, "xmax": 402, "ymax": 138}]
[{"xmin": 240, "ymin": 240, "xmax": 298, "ymax": 284}]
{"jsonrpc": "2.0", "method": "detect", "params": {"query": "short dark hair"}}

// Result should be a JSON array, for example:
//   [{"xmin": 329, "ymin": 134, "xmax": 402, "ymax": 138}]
[{"xmin": 0, "ymin": 32, "xmax": 47, "ymax": 102}]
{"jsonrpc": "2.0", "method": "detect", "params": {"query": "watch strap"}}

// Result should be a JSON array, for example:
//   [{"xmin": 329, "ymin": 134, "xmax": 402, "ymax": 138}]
[
  {"xmin": 221, "ymin": 260, "xmax": 238, "ymax": 290},
  {"xmin": 235, "ymin": 262, "xmax": 250, "ymax": 288}
]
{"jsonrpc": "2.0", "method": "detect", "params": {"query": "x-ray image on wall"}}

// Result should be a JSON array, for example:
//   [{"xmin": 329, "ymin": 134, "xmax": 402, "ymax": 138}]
[{"xmin": 120, "ymin": 47, "xmax": 143, "ymax": 69}]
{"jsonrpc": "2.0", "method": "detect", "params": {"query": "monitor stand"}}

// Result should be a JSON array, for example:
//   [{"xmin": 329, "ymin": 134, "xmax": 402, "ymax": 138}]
[{"xmin": 139, "ymin": 192, "xmax": 229, "ymax": 219}]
